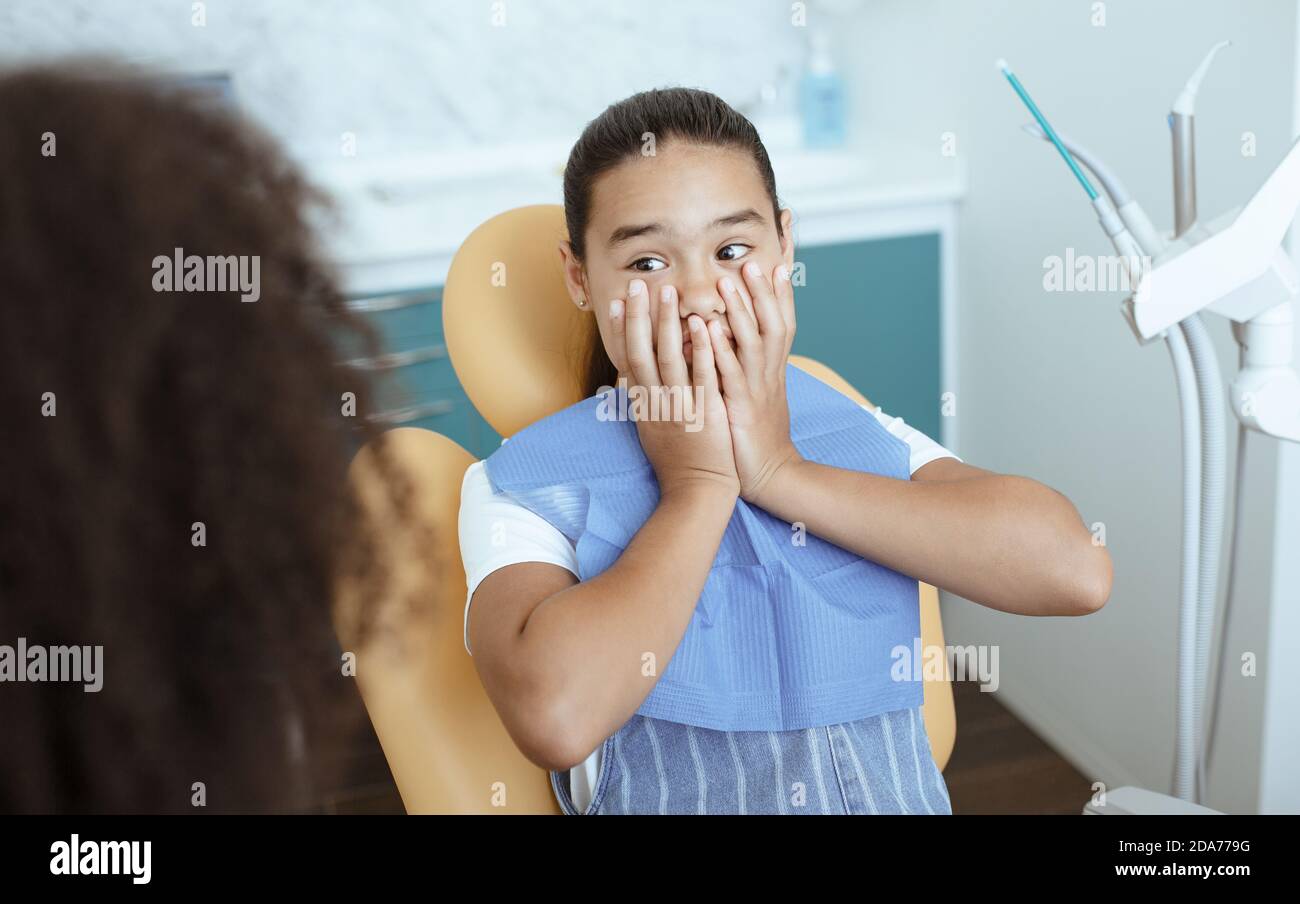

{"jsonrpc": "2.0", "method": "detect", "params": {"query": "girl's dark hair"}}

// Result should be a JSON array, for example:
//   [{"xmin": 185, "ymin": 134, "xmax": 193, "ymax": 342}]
[
  {"xmin": 0, "ymin": 62, "xmax": 408, "ymax": 813},
  {"xmin": 562, "ymin": 87, "xmax": 783, "ymax": 396}
]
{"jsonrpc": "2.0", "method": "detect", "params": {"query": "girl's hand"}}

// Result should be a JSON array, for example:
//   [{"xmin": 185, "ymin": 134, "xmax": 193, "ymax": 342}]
[
  {"xmin": 709, "ymin": 260, "xmax": 803, "ymax": 508},
  {"xmin": 612, "ymin": 278, "xmax": 739, "ymax": 499}
]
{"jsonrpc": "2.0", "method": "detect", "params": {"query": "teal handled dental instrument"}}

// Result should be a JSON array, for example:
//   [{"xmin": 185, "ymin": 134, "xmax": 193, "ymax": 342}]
[
  {"xmin": 997, "ymin": 59, "xmax": 1097, "ymax": 200},
  {"xmin": 997, "ymin": 59, "xmax": 1147, "ymax": 275}
]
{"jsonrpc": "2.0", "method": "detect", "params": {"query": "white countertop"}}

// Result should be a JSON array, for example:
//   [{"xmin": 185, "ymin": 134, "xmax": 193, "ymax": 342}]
[{"xmin": 307, "ymin": 139, "xmax": 965, "ymax": 296}]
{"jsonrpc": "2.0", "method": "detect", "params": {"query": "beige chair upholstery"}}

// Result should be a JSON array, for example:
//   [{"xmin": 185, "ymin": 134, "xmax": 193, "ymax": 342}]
[{"xmin": 339, "ymin": 204, "xmax": 955, "ymax": 814}]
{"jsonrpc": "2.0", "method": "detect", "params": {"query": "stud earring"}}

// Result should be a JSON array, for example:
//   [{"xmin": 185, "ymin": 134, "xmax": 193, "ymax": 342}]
[{"xmin": 576, "ymin": 297, "xmax": 588, "ymax": 309}]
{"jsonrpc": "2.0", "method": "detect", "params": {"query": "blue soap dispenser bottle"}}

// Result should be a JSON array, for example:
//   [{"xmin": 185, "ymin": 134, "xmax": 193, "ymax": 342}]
[{"xmin": 800, "ymin": 29, "xmax": 846, "ymax": 148}]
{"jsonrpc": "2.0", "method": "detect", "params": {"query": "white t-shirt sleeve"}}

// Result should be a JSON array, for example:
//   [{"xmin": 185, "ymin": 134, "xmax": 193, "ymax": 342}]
[
  {"xmin": 458, "ymin": 459, "xmax": 580, "ymax": 656},
  {"xmin": 864, "ymin": 403, "xmax": 962, "ymax": 474},
  {"xmin": 457, "ymin": 403, "xmax": 957, "ymax": 656}
]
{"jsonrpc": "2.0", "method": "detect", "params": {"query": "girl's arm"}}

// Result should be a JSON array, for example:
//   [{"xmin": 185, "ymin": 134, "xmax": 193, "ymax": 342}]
[
  {"xmin": 468, "ymin": 479, "xmax": 734, "ymax": 773},
  {"xmin": 750, "ymin": 455, "xmax": 1113, "ymax": 618},
  {"xmin": 711, "ymin": 260, "xmax": 1111, "ymax": 620}
]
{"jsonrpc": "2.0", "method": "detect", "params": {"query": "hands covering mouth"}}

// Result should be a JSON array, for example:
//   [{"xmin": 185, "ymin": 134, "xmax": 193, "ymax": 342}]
[
  {"xmin": 682, "ymin": 318, "xmax": 734, "ymax": 367},
  {"xmin": 608, "ymin": 261, "xmax": 802, "ymax": 508}
]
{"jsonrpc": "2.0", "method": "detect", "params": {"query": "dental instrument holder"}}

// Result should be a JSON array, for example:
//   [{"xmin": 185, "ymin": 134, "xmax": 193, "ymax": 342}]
[
  {"xmin": 1015, "ymin": 48, "xmax": 1300, "ymax": 442},
  {"xmin": 1003, "ymin": 48, "xmax": 1300, "ymax": 814},
  {"xmin": 1171, "ymin": 113, "xmax": 1197, "ymax": 237},
  {"xmin": 1121, "ymin": 140, "xmax": 1300, "ymax": 443},
  {"xmin": 1123, "ymin": 37, "xmax": 1300, "ymax": 443}
]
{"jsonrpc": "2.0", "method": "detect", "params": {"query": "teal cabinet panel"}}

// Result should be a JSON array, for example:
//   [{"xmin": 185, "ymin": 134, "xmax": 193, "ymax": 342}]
[
  {"xmin": 366, "ymin": 348, "xmax": 459, "ymax": 413},
  {"xmin": 339, "ymin": 289, "xmax": 443, "ymax": 360},
  {"xmin": 791, "ymin": 234, "xmax": 943, "ymax": 444}
]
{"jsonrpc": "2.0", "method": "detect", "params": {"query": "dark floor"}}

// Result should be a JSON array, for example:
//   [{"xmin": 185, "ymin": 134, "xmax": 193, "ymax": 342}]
[
  {"xmin": 316, "ymin": 692, "xmax": 404, "ymax": 815},
  {"xmin": 943, "ymin": 679, "xmax": 1093, "ymax": 814},
  {"xmin": 324, "ymin": 679, "xmax": 1094, "ymax": 815}
]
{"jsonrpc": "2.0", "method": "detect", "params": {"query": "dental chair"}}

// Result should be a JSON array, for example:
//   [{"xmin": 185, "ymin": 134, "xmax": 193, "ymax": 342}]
[{"xmin": 338, "ymin": 204, "xmax": 956, "ymax": 814}]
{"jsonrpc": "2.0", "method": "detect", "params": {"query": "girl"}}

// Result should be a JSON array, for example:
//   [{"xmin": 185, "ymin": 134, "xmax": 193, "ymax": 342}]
[{"xmin": 459, "ymin": 88, "xmax": 1112, "ymax": 815}]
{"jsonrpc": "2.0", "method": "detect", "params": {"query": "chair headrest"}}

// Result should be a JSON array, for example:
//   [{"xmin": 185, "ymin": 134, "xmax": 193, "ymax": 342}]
[{"xmin": 443, "ymin": 204, "xmax": 595, "ymax": 439}]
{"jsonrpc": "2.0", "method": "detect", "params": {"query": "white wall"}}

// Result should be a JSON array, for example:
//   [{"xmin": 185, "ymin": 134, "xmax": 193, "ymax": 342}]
[
  {"xmin": 836, "ymin": 0, "xmax": 1297, "ymax": 812},
  {"xmin": 0, "ymin": 0, "xmax": 805, "ymax": 162}
]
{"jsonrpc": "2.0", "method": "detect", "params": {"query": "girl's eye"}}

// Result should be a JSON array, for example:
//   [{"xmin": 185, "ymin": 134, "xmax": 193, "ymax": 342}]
[
  {"xmin": 717, "ymin": 243, "xmax": 752, "ymax": 262},
  {"xmin": 630, "ymin": 257, "xmax": 666, "ymax": 272}
]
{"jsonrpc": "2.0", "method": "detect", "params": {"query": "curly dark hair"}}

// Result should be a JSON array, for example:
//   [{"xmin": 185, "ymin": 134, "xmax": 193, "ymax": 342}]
[{"xmin": 0, "ymin": 61, "xmax": 409, "ymax": 814}]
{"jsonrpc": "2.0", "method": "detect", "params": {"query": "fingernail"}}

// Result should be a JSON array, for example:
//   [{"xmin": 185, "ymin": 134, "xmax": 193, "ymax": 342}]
[
  {"xmin": 610, "ymin": 299, "xmax": 623, "ymax": 317},
  {"xmin": 660, "ymin": 285, "xmax": 674, "ymax": 303},
  {"xmin": 777, "ymin": 264, "xmax": 790, "ymax": 281},
  {"xmin": 720, "ymin": 276, "xmax": 735, "ymax": 294},
  {"xmin": 629, "ymin": 279, "xmax": 645, "ymax": 296},
  {"xmin": 744, "ymin": 261, "xmax": 760, "ymax": 277}
]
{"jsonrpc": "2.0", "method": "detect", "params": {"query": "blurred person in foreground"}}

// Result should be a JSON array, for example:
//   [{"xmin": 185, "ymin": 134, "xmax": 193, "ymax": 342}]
[{"xmin": 0, "ymin": 62, "xmax": 412, "ymax": 814}]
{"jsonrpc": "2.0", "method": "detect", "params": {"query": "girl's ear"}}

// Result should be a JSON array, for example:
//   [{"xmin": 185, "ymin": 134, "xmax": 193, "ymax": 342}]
[
  {"xmin": 778, "ymin": 208, "xmax": 795, "ymax": 268},
  {"xmin": 558, "ymin": 240, "xmax": 588, "ymax": 306}
]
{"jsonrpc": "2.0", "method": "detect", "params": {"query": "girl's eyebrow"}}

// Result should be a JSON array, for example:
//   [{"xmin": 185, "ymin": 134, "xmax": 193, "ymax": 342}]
[{"xmin": 606, "ymin": 208, "xmax": 767, "ymax": 249}]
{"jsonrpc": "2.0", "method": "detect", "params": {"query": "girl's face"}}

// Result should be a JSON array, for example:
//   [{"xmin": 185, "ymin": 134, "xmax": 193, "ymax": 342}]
[{"xmin": 560, "ymin": 140, "xmax": 795, "ymax": 378}]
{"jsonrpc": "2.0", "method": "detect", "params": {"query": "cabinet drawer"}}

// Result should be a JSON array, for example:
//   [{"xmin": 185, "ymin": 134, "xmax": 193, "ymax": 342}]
[
  {"xmin": 369, "ymin": 396, "xmax": 458, "ymax": 430},
  {"xmin": 349, "ymin": 344, "xmax": 459, "ymax": 413},
  {"xmin": 381, "ymin": 393, "xmax": 474, "ymax": 452},
  {"xmin": 340, "ymin": 285, "xmax": 500, "ymax": 458},
  {"xmin": 343, "ymin": 289, "xmax": 443, "ymax": 357}
]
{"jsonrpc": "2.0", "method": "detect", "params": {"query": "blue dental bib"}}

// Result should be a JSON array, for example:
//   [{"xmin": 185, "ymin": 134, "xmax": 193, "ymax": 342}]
[{"xmin": 482, "ymin": 363, "xmax": 923, "ymax": 732}]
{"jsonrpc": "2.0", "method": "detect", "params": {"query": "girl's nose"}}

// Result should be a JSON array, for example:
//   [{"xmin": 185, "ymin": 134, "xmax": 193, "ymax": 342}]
[{"xmin": 675, "ymin": 279, "xmax": 725, "ymax": 322}]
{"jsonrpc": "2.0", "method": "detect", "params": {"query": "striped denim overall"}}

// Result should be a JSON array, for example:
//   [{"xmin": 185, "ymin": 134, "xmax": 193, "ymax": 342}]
[{"xmin": 550, "ymin": 706, "xmax": 951, "ymax": 815}]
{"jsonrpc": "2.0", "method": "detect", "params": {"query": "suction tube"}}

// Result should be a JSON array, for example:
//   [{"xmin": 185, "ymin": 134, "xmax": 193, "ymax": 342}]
[
  {"xmin": 1165, "ymin": 326, "xmax": 1203, "ymax": 802},
  {"xmin": 1180, "ymin": 315, "xmax": 1227, "ymax": 803},
  {"xmin": 1169, "ymin": 41, "xmax": 1232, "ymax": 805}
]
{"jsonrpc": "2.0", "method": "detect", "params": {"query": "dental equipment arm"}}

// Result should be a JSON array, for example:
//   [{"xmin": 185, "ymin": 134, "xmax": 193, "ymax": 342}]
[
  {"xmin": 1000, "ymin": 49, "xmax": 1300, "ymax": 814},
  {"xmin": 1011, "ymin": 59, "xmax": 1300, "ymax": 444},
  {"xmin": 1024, "ymin": 113, "xmax": 1300, "ymax": 433},
  {"xmin": 1129, "ymin": 139, "xmax": 1300, "ymax": 443}
]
